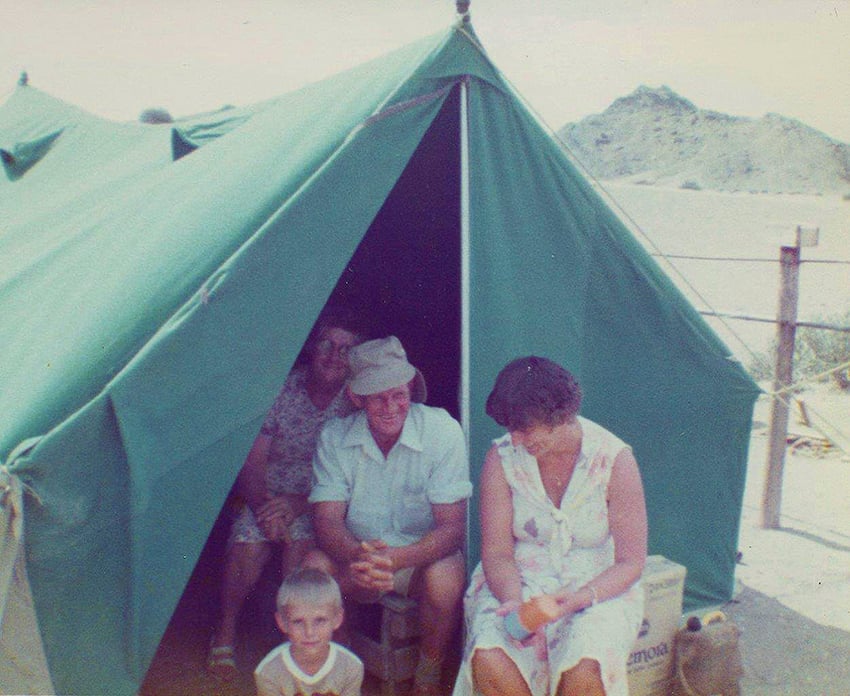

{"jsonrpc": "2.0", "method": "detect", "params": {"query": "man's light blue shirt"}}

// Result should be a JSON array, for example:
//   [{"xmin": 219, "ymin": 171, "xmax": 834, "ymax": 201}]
[{"xmin": 310, "ymin": 403, "xmax": 472, "ymax": 547}]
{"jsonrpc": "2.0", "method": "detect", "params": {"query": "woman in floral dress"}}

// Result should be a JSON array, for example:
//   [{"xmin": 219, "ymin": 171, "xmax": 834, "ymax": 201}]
[
  {"xmin": 453, "ymin": 357, "xmax": 647, "ymax": 696},
  {"xmin": 207, "ymin": 312, "xmax": 363, "ymax": 680}
]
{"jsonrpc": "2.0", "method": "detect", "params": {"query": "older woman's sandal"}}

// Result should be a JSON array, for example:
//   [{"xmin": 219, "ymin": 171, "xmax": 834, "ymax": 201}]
[{"xmin": 206, "ymin": 644, "xmax": 237, "ymax": 682}]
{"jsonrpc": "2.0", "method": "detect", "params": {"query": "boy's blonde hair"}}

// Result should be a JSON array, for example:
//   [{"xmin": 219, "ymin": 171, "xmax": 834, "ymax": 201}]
[{"xmin": 276, "ymin": 567, "xmax": 342, "ymax": 612}]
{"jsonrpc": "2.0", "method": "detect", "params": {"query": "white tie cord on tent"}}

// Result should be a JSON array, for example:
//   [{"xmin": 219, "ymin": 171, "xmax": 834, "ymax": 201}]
[
  {"xmin": 363, "ymin": 84, "xmax": 455, "ymax": 128},
  {"xmin": 0, "ymin": 463, "xmax": 54, "ymax": 695}
]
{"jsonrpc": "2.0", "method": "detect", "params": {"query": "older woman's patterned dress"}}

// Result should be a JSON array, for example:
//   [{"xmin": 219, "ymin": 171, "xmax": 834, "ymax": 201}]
[
  {"xmin": 453, "ymin": 417, "xmax": 644, "ymax": 696},
  {"xmin": 229, "ymin": 367, "xmax": 353, "ymax": 543}
]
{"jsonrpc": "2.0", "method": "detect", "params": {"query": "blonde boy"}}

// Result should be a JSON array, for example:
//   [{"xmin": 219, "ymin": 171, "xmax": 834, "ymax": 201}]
[{"xmin": 254, "ymin": 568, "xmax": 363, "ymax": 696}]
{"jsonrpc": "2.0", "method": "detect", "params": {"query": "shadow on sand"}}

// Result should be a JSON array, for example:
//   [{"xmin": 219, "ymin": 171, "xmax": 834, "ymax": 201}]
[{"xmin": 722, "ymin": 583, "xmax": 850, "ymax": 695}]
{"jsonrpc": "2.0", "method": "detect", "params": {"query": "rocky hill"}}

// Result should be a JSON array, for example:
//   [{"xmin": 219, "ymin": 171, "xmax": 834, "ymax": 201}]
[{"xmin": 557, "ymin": 85, "xmax": 850, "ymax": 195}]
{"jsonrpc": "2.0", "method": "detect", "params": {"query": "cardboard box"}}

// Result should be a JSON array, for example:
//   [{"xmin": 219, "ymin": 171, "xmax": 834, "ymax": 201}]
[{"xmin": 627, "ymin": 555, "xmax": 687, "ymax": 696}]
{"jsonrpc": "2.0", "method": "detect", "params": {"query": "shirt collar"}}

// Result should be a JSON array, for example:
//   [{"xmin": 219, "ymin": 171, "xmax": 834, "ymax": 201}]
[
  {"xmin": 340, "ymin": 404, "xmax": 425, "ymax": 455},
  {"xmin": 281, "ymin": 643, "xmax": 336, "ymax": 684}
]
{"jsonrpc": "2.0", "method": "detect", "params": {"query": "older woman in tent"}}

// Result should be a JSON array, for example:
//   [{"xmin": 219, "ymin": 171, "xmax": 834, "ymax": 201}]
[
  {"xmin": 453, "ymin": 357, "xmax": 647, "ymax": 696},
  {"xmin": 207, "ymin": 309, "xmax": 363, "ymax": 681}
]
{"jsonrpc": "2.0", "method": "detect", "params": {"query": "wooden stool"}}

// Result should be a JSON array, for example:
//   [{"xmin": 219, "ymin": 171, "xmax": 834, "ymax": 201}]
[{"xmin": 349, "ymin": 593, "xmax": 421, "ymax": 696}]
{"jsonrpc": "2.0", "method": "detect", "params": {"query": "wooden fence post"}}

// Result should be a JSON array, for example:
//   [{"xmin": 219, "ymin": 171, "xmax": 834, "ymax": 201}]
[{"xmin": 761, "ymin": 244, "xmax": 801, "ymax": 528}]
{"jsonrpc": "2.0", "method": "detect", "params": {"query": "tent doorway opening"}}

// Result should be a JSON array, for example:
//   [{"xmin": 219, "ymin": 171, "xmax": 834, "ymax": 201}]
[
  {"xmin": 331, "ymin": 84, "xmax": 462, "ymax": 417},
  {"xmin": 141, "ymin": 87, "xmax": 463, "ymax": 694}
]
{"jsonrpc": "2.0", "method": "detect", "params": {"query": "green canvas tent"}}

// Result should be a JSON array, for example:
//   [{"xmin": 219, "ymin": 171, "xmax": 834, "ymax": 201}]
[{"xmin": 1, "ymin": 19, "xmax": 759, "ymax": 696}]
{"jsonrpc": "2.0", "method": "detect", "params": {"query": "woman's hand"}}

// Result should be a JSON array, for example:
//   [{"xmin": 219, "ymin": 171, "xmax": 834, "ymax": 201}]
[
  {"xmin": 256, "ymin": 495, "xmax": 296, "ymax": 542},
  {"xmin": 497, "ymin": 599, "xmax": 548, "ymax": 654},
  {"xmin": 495, "ymin": 599, "xmax": 522, "ymax": 618}
]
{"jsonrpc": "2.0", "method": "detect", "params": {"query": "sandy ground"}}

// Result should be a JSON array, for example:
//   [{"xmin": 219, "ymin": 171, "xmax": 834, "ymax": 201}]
[
  {"xmin": 141, "ymin": 384, "xmax": 850, "ymax": 696},
  {"xmin": 719, "ymin": 383, "xmax": 850, "ymax": 695}
]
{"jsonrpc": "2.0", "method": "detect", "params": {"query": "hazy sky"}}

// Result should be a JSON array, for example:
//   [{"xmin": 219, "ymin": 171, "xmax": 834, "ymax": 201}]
[{"xmin": 2, "ymin": 0, "xmax": 848, "ymax": 142}]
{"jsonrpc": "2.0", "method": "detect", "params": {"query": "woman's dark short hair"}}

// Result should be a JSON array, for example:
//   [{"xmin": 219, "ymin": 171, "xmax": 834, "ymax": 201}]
[{"xmin": 485, "ymin": 356, "xmax": 583, "ymax": 431}]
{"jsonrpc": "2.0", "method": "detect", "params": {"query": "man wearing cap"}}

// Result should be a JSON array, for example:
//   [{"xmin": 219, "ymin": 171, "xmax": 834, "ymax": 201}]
[{"xmin": 308, "ymin": 335, "xmax": 472, "ymax": 694}]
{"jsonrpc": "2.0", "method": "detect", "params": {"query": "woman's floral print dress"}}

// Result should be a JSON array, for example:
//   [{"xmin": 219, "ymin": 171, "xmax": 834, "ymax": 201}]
[
  {"xmin": 453, "ymin": 417, "xmax": 644, "ymax": 696},
  {"xmin": 230, "ymin": 367, "xmax": 353, "ymax": 543}
]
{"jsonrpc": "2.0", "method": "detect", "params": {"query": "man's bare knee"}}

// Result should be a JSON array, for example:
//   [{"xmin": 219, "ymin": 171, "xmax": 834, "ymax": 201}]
[{"xmin": 418, "ymin": 554, "xmax": 465, "ymax": 609}]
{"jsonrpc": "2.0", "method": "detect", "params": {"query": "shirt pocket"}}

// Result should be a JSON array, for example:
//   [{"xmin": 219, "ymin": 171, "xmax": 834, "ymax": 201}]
[{"xmin": 396, "ymin": 485, "xmax": 433, "ymax": 538}]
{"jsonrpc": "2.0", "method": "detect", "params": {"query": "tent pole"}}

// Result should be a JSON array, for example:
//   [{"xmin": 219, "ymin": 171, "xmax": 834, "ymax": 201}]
[{"xmin": 459, "ymin": 77, "xmax": 471, "ymax": 450}]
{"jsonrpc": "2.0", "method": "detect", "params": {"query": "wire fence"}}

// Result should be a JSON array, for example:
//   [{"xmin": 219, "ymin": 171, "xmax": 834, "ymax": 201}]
[{"xmin": 663, "ymin": 252, "xmax": 850, "ymax": 460}]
